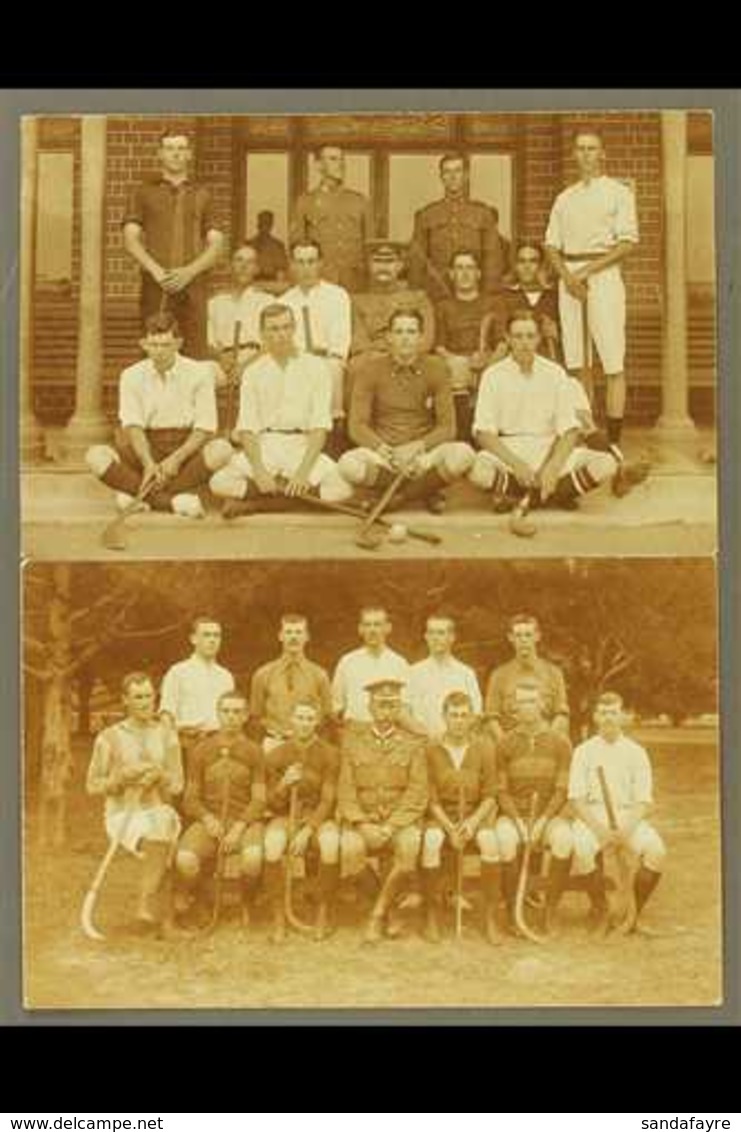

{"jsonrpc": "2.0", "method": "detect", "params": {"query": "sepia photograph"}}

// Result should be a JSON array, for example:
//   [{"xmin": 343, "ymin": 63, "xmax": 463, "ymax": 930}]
[
  {"xmin": 19, "ymin": 109, "xmax": 717, "ymax": 560},
  {"xmin": 22, "ymin": 557, "xmax": 721, "ymax": 1009}
]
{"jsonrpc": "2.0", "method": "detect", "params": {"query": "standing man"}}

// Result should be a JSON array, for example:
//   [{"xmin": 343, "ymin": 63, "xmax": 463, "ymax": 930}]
[
  {"xmin": 338, "ymin": 679, "xmax": 428, "ymax": 943},
  {"xmin": 339, "ymin": 309, "xmax": 475, "ymax": 514},
  {"xmin": 263, "ymin": 700, "xmax": 341, "ymax": 942},
  {"xmin": 435, "ymin": 249, "xmax": 508, "ymax": 439},
  {"xmin": 123, "ymin": 129, "xmax": 225, "ymax": 358},
  {"xmin": 281, "ymin": 240, "xmax": 352, "ymax": 446},
  {"xmin": 569, "ymin": 691, "xmax": 666, "ymax": 935},
  {"xmin": 409, "ymin": 153, "xmax": 506, "ymax": 300},
  {"xmin": 495, "ymin": 683, "xmax": 574, "ymax": 936},
  {"xmin": 290, "ymin": 145, "xmax": 373, "ymax": 292},
  {"xmin": 545, "ymin": 129, "xmax": 639, "ymax": 443},
  {"xmin": 175, "ymin": 690, "xmax": 266, "ymax": 925},
  {"xmin": 407, "ymin": 615, "xmax": 482, "ymax": 740},
  {"xmin": 484, "ymin": 614, "xmax": 570, "ymax": 744},
  {"xmin": 86, "ymin": 672, "xmax": 183, "ymax": 935},
  {"xmin": 159, "ymin": 617, "xmax": 235, "ymax": 774},
  {"xmin": 209, "ymin": 303, "xmax": 353, "ymax": 514},
  {"xmin": 85, "ymin": 312, "xmax": 233, "ymax": 519},
  {"xmin": 421, "ymin": 691, "xmax": 502, "ymax": 945},
  {"xmin": 469, "ymin": 310, "xmax": 619, "ymax": 514},
  {"xmin": 246, "ymin": 209, "xmax": 289, "ymax": 287},
  {"xmin": 332, "ymin": 607, "xmax": 410, "ymax": 727},
  {"xmin": 249, "ymin": 613, "xmax": 333, "ymax": 751},
  {"xmin": 207, "ymin": 244, "xmax": 272, "ymax": 380}
]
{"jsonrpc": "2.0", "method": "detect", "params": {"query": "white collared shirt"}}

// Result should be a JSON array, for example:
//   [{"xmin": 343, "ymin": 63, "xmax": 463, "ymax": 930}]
[
  {"xmin": 159, "ymin": 653, "xmax": 235, "ymax": 732},
  {"xmin": 473, "ymin": 354, "xmax": 580, "ymax": 438},
  {"xmin": 207, "ymin": 287, "xmax": 274, "ymax": 350},
  {"xmin": 236, "ymin": 351, "xmax": 333, "ymax": 434},
  {"xmin": 568, "ymin": 733, "xmax": 653, "ymax": 807},
  {"xmin": 408, "ymin": 655, "xmax": 482, "ymax": 738},
  {"xmin": 119, "ymin": 354, "xmax": 218, "ymax": 432},
  {"xmin": 545, "ymin": 174, "xmax": 639, "ymax": 254},
  {"xmin": 331, "ymin": 646, "xmax": 411, "ymax": 722},
  {"xmin": 282, "ymin": 280, "xmax": 352, "ymax": 359}
]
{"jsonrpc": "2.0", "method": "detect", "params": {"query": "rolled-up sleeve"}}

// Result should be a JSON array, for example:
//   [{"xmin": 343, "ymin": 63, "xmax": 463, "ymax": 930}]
[
  {"xmin": 192, "ymin": 364, "xmax": 218, "ymax": 432},
  {"xmin": 119, "ymin": 369, "xmax": 146, "ymax": 429},
  {"xmin": 473, "ymin": 368, "xmax": 501, "ymax": 435},
  {"xmin": 163, "ymin": 729, "xmax": 184, "ymax": 797},
  {"xmin": 544, "ymin": 197, "xmax": 563, "ymax": 250},
  {"xmin": 328, "ymin": 289, "xmax": 352, "ymax": 359},
  {"xmin": 86, "ymin": 732, "xmax": 114, "ymax": 796},
  {"xmin": 631, "ymin": 746, "xmax": 653, "ymax": 805},
  {"xmin": 237, "ymin": 373, "xmax": 263, "ymax": 433},
  {"xmin": 159, "ymin": 666, "xmax": 180, "ymax": 723},
  {"xmin": 567, "ymin": 745, "xmax": 588, "ymax": 801},
  {"xmin": 307, "ymin": 361, "xmax": 333, "ymax": 431},
  {"xmin": 615, "ymin": 182, "xmax": 639, "ymax": 244}
]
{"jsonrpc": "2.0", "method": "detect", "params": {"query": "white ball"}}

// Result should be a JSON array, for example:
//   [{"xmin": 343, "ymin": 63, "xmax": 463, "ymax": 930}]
[{"xmin": 388, "ymin": 523, "xmax": 408, "ymax": 543}]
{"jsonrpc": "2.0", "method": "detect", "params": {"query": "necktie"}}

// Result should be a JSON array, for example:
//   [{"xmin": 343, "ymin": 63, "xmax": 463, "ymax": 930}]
[{"xmin": 301, "ymin": 304, "xmax": 315, "ymax": 353}]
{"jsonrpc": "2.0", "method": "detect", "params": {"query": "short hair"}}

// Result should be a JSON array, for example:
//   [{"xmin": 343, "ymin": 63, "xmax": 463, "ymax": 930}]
[
  {"xmin": 426, "ymin": 614, "xmax": 456, "ymax": 633},
  {"xmin": 449, "ymin": 248, "xmax": 481, "ymax": 269},
  {"xmin": 388, "ymin": 307, "xmax": 425, "ymax": 333},
  {"xmin": 280, "ymin": 613, "xmax": 308, "ymax": 629},
  {"xmin": 233, "ymin": 243, "xmax": 258, "ymax": 259},
  {"xmin": 257, "ymin": 209, "xmax": 274, "ymax": 221},
  {"xmin": 439, "ymin": 152, "xmax": 468, "ymax": 174},
  {"xmin": 509, "ymin": 614, "xmax": 540, "ymax": 634},
  {"xmin": 143, "ymin": 312, "xmax": 180, "ymax": 338},
  {"xmin": 191, "ymin": 616, "xmax": 222, "ymax": 634},
  {"xmin": 573, "ymin": 128, "xmax": 604, "ymax": 148},
  {"xmin": 260, "ymin": 302, "xmax": 295, "ymax": 329},
  {"xmin": 443, "ymin": 690, "xmax": 473, "ymax": 713},
  {"xmin": 217, "ymin": 689, "xmax": 248, "ymax": 709},
  {"xmin": 359, "ymin": 605, "xmax": 389, "ymax": 622},
  {"xmin": 121, "ymin": 671, "xmax": 154, "ymax": 696},
  {"xmin": 515, "ymin": 241, "xmax": 544, "ymax": 263},
  {"xmin": 314, "ymin": 144, "xmax": 342, "ymax": 160},
  {"xmin": 291, "ymin": 697, "xmax": 321, "ymax": 715},
  {"xmin": 159, "ymin": 129, "xmax": 192, "ymax": 146},
  {"xmin": 505, "ymin": 308, "xmax": 540, "ymax": 334},
  {"xmin": 290, "ymin": 239, "xmax": 323, "ymax": 259},
  {"xmin": 596, "ymin": 691, "xmax": 624, "ymax": 709}
]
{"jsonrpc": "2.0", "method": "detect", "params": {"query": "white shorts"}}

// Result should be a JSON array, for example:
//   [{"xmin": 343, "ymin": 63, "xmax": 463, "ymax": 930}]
[
  {"xmin": 559, "ymin": 262, "xmax": 626, "ymax": 374},
  {"xmin": 228, "ymin": 434, "xmax": 340, "ymax": 488},
  {"xmin": 475, "ymin": 436, "xmax": 603, "ymax": 477},
  {"xmin": 571, "ymin": 804, "xmax": 666, "ymax": 873},
  {"xmin": 104, "ymin": 802, "xmax": 181, "ymax": 854},
  {"xmin": 341, "ymin": 441, "xmax": 474, "ymax": 479}
]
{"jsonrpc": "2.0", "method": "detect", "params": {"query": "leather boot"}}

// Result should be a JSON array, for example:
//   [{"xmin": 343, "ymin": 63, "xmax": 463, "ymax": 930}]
[
  {"xmin": 315, "ymin": 862, "xmax": 339, "ymax": 941},
  {"xmin": 480, "ymin": 862, "xmax": 504, "ymax": 946}
]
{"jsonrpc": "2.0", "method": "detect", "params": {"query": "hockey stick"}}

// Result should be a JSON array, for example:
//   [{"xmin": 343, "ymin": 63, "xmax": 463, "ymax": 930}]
[
  {"xmin": 355, "ymin": 467, "xmax": 408, "ymax": 551},
  {"xmin": 284, "ymin": 784, "xmax": 315, "ymax": 936},
  {"xmin": 101, "ymin": 478, "xmax": 156, "ymax": 552},
  {"xmin": 513, "ymin": 792, "xmax": 545, "ymax": 944},
  {"xmin": 80, "ymin": 794, "xmax": 141, "ymax": 941},
  {"xmin": 296, "ymin": 492, "xmax": 442, "ymax": 546},
  {"xmin": 596, "ymin": 765, "xmax": 637, "ymax": 932}
]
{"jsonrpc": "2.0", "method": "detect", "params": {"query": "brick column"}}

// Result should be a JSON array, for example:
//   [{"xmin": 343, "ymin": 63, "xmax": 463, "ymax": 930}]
[
  {"xmin": 20, "ymin": 117, "xmax": 44, "ymax": 463},
  {"xmin": 656, "ymin": 111, "xmax": 696, "ymax": 437},
  {"xmin": 63, "ymin": 115, "xmax": 110, "ymax": 461}
]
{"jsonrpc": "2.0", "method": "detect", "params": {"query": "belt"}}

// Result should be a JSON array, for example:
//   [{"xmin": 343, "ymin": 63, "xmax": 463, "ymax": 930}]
[
  {"xmin": 562, "ymin": 251, "xmax": 609, "ymax": 261},
  {"xmin": 264, "ymin": 429, "xmax": 304, "ymax": 435}
]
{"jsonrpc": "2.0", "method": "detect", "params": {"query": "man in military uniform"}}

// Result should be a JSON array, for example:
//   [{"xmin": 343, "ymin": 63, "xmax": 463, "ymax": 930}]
[
  {"xmin": 122, "ymin": 130, "xmax": 225, "ymax": 358},
  {"xmin": 495, "ymin": 683, "xmax": 574, "ymax": 936},
  {"xmin": 435, "ymin": 249, "xmax": 508, "ymax": 439},
  {"xmin": 409, "ymin": 153, "xmax": 507, "ymax": 301},
  {"xmin": 337, "ymin": 679, "xmax": 428, "ymax": 943},
  {"xmin": 249, "ymin": 613, "xmax": 333, "ymax": 751},
  {"xmin": 86, "ymin": 672, "xmax": 183, "ymax": 935},
  {"xmin": 485, "ymin": 614, "xmax": 570, "ymax": 744},
  {"xmin": 263, "ymin": 700, "xmax": 341, "ymax": 942},
  {"xmin": 421, "ymin": 691, "xmax": 502, "ymax": 945},
  {"xmin": 175, "ymin": 690, "xmax": 266, "ymax": 925},
  {"xmin": 290, "ymin": 145, "xmax": 373, "ymax": 292},
  {"xmin": 350, "ymin": 240, "xmax": 435, "ymax": 362},
  {"xmin": 339, "ymin": 309, "xmax": 475, "ymax": 513}
]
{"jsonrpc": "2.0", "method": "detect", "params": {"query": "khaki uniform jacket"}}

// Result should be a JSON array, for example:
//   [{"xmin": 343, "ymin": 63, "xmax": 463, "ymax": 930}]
[{"xmin": 338, "ymin": 725, "xmax": 428, "ymax": 829}]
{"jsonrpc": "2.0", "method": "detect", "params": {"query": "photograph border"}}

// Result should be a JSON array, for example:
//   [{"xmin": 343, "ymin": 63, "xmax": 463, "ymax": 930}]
[{"xmin": 2, "ymin": 86, "xmax": 739, "ymax": 1026}]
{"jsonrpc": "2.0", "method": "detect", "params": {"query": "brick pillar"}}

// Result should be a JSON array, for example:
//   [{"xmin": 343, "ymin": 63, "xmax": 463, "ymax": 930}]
[
  {"xmin": 656, "ymin": 111, "xmax": 696, "ymax": 437},
  {"xmin": 63, "ymin": 115, "xmax": 110, "ymax": 461},
  {"xmin": 20, "ymin": 117, "xmax": 45, "ymax": 463}
]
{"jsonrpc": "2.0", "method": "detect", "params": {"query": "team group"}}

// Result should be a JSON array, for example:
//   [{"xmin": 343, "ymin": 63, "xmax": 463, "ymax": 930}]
[
  {"xmin": 84, "ymin": 129, "xmax": 649, "ymax": 525},
  {"xmin": 85, "ymin": 610, "xmax": 666, "ymax": 945}
]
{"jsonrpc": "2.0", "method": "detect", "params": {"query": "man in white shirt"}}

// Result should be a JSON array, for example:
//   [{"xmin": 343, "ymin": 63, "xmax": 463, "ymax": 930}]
[
  {"xmin": 281, "ymin": 240, "xmax": 352, "ymax": 455},
  {"xmin": 545, "ymin": 130, "xmax": 639, "ymax": 445},
  {"xmin": 408, "ymin": 615, "xmax": 482, "ymax": 739},
  {"xmin": 159, "ymin": 617, "xmax": 235, "ymax": 770},
  {"xmin": 209, "ymin": 303, "xmax": 352, "ymax": 515},
  {"xmin": 332, "ymin": 607, "xmax": 411, "ymax": 725},
  {"xmin": 85, "ymin": 312, "xmax": 232, "ymax": 518},
  {"xmin": 207, "ymin": 244, "xmax": 272, "ymax": 377},
  {"xmin": 469, "ymin": 310, "xmax": 618, "ymax": 512},
  {"xmin": 569, "ymin": 691, "xmax": 666, "ymax": 934}
]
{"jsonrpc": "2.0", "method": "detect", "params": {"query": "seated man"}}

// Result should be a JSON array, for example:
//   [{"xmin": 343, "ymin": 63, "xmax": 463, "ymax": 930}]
[
  {"xmin": 435, "ymin": 249, "xmax": 508, "ymax": 440},
  {"xmin": 175, "ymin": 690, "xmax": 266, "ymax": 925},
  {"xmin": 569, "ymin": 691, "xmax": 666, "ymax": 935},
  {"xmin": 469, "ymin": 309, "xmax": 618, "ymax": 513},
  {"xmin": 495, "ymin": 682, "xmax": 573, "ymax": 936},
  {"xmin": 338, "ymin": 679, "xmax": 428, "ymax": 943},
  {"xmin": 349, "ymin": 238, "xmax": 435, "ymax": 367},
  {"xmin": 500, "ymin": 242, "xmax": 561, "ymax": 361},
  {"xmin": 421, "ymin": 691, "xmax": 502, "ymax": 946},
  {"xmin": 86, "ymin": 312, "xmax": 233, "ymax": 518},
  {"xmin": 339, "ymin": 309, "xmax": 475, "ymax": 514},
  {"xmin": 207, "ymin": 244, "xmax": 273, "ymax": 403},
  {"xmin": 85, "ymin": 671, "xmax": 183, "ymax": 936},
  {"xmin": 209, "ymin": 303, "xmax": 353, "ymax": 515},
  {"xmin": 263, "ymin": 700, "xmax": 341, "ymax": 942}
]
